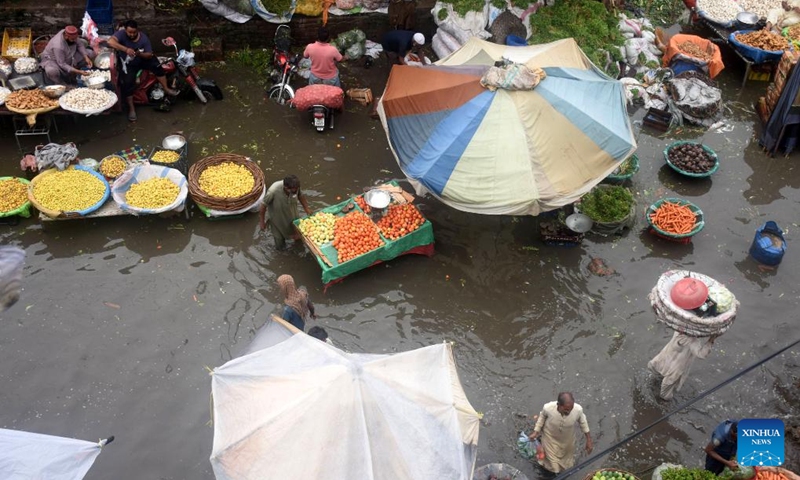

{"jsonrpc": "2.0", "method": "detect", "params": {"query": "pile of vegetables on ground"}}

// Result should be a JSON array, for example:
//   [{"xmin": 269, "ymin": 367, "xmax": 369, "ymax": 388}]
[
  {"xmin": 579, "ymin": 185, "xmax": 634, "ymax": 223},
  {"xmin": 611, "ymin": 156, "xmax": 637, "ymax": 176},
  {"xmin": 528, "ymin": 0, "xmax": 625, "ymax": 73}
]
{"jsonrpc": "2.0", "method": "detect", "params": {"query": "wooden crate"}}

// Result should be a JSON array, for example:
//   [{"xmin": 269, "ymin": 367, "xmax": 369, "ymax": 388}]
[{"xmin": 2, "ymin": 28, "xmax": 32, "ymax": 60}]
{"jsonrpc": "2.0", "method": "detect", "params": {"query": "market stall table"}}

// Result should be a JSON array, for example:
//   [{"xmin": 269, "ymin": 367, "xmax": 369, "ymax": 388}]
[
  {"xmin": 699, "ymin": 18, "xmax": 775, "ymax": 87},
  {"xmin": 295, "ymin": 190, "xmax": 435, "ymax": 290}
]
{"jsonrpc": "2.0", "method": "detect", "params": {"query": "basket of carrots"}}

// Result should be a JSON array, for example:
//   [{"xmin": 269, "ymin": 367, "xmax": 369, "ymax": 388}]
[
  {"xmin": 647, "ymin": 198, "xmax": 704, "ymax": 242},
  {"xmin": 755, "ymin": 467, "xmax": 800, "ymax": 480}
]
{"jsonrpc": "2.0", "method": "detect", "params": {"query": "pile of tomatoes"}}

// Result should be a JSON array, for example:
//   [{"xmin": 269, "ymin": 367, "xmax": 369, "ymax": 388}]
[
  {"xmin": 354, "ymin": 195, "xmax": 371, "ymax": 213},
  {"xmin": 376, "ymin": 204, "xmax": 425, "ymax": 241},
  {"xmin": 333, "ymin": 210, "xmax": 385, "ymax": 263}
]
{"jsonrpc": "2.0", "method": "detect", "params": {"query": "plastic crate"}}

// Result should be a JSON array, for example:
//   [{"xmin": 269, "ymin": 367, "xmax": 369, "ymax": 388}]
[
  {"xmin": 2, "ymin": 28, "xmax": 32, "ymax": 60},
  {"xmin": 86, "ymin": 0, "xmax": 114, "ymax": 26}
]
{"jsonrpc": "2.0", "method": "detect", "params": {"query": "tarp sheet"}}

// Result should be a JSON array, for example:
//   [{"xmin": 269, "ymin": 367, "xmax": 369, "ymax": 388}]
[{"xmin": 210, "ymin": 316, "xmax": 481, "ymax": 480}]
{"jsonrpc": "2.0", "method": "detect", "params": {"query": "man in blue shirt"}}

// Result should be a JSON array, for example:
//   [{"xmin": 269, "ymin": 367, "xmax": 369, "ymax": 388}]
[
  {"xmin": 704, "ymin": 420, "xmax": 738, "ymax": 474},
  {"xmin": 107, "ymin": 19, "xmax": 177, "ymax": 121}
]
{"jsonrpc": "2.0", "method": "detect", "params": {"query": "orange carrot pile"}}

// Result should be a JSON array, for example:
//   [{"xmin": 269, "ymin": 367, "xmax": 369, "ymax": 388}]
[
  {"xmin": 756, "ymin": 469, "xmax": 789, "ymax": 480},
  {"xmin": 649, "ymin": 202, "xmax": 697, "ymax": 234}
]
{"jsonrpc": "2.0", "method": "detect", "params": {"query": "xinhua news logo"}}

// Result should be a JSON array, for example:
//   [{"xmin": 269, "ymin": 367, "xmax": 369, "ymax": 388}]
[{"xmin": 737, "ymin": 419, "xmax": 784, "ymax": 467}]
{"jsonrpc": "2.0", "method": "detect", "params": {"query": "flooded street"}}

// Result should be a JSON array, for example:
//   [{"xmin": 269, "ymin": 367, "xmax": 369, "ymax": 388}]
[{"xmin": 0, "ymin": 53, "xmax": 798, "ymax": 480}]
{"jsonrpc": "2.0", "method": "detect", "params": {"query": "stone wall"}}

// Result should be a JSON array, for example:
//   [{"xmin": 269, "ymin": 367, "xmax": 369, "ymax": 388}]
[{"xmin": 0, "ymin": 0, "xmax": 436, "ymax": 60}]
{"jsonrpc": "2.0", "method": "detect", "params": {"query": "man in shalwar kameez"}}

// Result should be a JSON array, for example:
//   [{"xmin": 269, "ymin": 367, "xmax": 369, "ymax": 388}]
[
  {"xmin": 528, "ymin": 392, "xmax": 593, "ymax": 473},
  {"xmin": 39, "ymin": 26, "xmax": 94, "ymax": 85}
]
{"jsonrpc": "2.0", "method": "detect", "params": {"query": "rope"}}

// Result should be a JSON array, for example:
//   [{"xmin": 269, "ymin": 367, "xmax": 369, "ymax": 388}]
[{"xmin": 553, "ymin": 337, "xmax": 800, "ymax": 480}]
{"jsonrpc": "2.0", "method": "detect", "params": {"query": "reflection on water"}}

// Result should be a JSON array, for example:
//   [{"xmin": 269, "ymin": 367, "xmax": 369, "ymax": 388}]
[{"xmin": 0, "ymin": 59, "xmax": 798, "ymax": 479}]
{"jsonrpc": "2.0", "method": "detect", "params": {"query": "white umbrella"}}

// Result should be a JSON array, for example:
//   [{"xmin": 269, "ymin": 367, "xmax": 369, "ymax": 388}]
[
  {"xmin": 210, "ymin": 316, "xmax": 481, "ymax": 479},
  {"xmin": 0, "ymin": 429, "xmax": 112, "ymax": 480}
]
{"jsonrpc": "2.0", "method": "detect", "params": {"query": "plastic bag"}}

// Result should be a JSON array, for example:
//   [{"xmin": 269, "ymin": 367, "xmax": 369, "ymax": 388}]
[
  {"xmin": 517, "ymin": 432, "xmax": 535, "ymax": 459},
  {"xmin": 295, "ymin": 0, "xmax": 324, "ymax": 15},
  {"xmin": 719, "ymin": 467, "xmax": 755, "ymax": 480},
  {"xmin": 111, "ymin": 164, "xmax": 188, "ymax": 215},
  {"xmin": 708, "ymin": 285, "xmax": 734, "ymax": 313},
  {"xmin": 336, "ymin": 0, "xmax": 358, "ymax": 9},
  {"xmin": 346, "ymin": 42, "xmax": 366, "ymax": 60},
  {"xmin": 480, "ymin": 63, "xmax": 546, "ymax": 91},
  {"xmin": 291, "ymin": 84, "xmax": 345, "ymax": 110}
]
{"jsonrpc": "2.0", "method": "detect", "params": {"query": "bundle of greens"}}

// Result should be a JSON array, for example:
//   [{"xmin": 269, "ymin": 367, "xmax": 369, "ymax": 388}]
[
  {"xmin": 579, "ymin": 185, "xmax": 634, "ymax": 223},
  {"xmin": 661, "ymin": 467, "xmax": 720, "ymax": 480},
  {"xmin": 528, "ymin": 0, "xmax": 625, "ymax": 72}
]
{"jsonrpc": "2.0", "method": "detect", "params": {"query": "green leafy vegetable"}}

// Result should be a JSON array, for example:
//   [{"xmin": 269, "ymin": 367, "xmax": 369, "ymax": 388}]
[
  {"xmin": 661, "ymin": 467, "xmax": 719, "ymax": 480},
  {"xmin": 579, "ymin": 185, "xmax": 634, "ymax": 223},
  {"xmin": 528, "ymin": 0, "xmax": 625, "ymax": 75},
  {"xmin": 444, "ymin": 0, "xmax": 486, "ymax": 17}
]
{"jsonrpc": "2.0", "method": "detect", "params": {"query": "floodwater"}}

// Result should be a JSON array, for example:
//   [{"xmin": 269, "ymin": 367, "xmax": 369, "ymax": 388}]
[{"xmin": 0, "ymin": 50, "xmax": 798, "ymax": 480}]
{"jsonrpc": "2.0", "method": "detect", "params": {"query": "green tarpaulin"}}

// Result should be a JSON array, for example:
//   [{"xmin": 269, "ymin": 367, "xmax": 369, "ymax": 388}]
[{"xmin": 295, "ymin": 195, "xmax": 434, "ymax": 286}]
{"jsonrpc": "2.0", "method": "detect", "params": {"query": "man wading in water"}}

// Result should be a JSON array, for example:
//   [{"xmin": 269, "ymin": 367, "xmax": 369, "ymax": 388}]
[{"xmin": 528, "ymin": 392, "xmax": 593, "ymax": 474}]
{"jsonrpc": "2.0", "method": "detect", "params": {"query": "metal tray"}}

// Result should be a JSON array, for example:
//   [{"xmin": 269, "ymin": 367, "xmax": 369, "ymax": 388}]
[{"xmin": 9, "ymin": 75, "xmax": 37, "ymax": 90}]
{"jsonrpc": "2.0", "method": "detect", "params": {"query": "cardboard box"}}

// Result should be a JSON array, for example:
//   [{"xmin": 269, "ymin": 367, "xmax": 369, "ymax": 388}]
[
  {"xmin": 779, "ymin": 50, "xmax": 800, "ymax": 77},
  {"xmin": 775, "ymin": 69, "xmax": 787, "ymax": 94}
]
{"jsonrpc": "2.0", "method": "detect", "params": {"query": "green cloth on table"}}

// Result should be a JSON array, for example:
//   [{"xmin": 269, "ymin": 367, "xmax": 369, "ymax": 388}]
[{"xmin": 295, "ymin": 195, "xmax": 435, "ymax": 285}]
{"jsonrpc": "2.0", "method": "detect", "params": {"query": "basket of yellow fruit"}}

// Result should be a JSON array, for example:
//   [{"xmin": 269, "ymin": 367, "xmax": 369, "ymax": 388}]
[
  {"xmin": 28, "ymin": 166, "xmax": 110, "ymax": 218},
  {"xmin": 149, "ymin": 147, "xmax": 187, "ymax": 175},
  {"xmin": 188, "ymin": 153, "xmax": 264, "ymax": 212},
  {"xmin": 111, "ymin": 164, "xmax": 188, "ymax": 215},
  {"xmin": 0, "ymin": 177, "xmax": 32, "ymax": 218}
]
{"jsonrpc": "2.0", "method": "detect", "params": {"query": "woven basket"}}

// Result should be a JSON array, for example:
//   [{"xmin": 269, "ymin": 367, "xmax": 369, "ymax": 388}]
[
  {"xmin": 188, "ymin": 153, "xmax": 264, "ymax": 211},
  {"xmin": 668, "ymin": 71, "xmax": 720, "ymax": 119},
  {"xmin": 583, "ymin": 468, "xmax": 641, "ymax": 480}
]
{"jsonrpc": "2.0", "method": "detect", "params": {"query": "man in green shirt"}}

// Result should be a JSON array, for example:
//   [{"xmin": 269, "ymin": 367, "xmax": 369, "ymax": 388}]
[{"xmin": 259, "ymin": 175, "xmax": 313, "ymax": 249}]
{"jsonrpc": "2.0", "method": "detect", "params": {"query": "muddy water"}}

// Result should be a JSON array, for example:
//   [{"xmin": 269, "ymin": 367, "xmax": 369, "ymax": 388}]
[{"xmin": 0, "ymin": 56, "xmax": 798, "ymax": 480}]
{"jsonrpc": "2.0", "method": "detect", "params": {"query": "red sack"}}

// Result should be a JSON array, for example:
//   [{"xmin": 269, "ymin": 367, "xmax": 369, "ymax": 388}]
[{"xmin": 291, "ymin": 84, "xmax": 345, "ymax": 111}]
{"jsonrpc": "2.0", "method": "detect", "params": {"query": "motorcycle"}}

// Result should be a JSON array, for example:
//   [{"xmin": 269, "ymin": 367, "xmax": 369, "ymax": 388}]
[
  {"xmin": 129, "ymin": 37, "xmax": 223, "ymax": 108},
  {"xmin": 267, "ymin": 25, "xmax": 299, "ymax": 105},
  {"xmin": 310, "ymin": 104, "xmax": 334, "ymax": 132}
]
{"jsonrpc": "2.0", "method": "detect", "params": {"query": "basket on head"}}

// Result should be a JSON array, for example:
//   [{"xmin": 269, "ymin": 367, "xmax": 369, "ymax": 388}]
[{"xmin": 188, "ymin": 153, "xmax": 264, "ymax": 212}]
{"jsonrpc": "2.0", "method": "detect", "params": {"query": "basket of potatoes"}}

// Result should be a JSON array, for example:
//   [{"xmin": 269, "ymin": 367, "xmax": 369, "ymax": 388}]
[
  {"xmin": 187, "ymin": 153, "xmax": 265, "ymax": 212},
  {"xmin": 0, "ymin": 177, "xmax": 33, "ymax": 218},
  {"xmin": 28, "ymin": 166, "xmax": 110, "ymax": 218},
  {"xmin": 111, "ymin": 164, "xmax": 188, "ymax": 215}
]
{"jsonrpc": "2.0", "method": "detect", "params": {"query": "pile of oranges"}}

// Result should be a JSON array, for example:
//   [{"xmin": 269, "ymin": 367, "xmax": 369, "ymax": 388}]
[
  {"xmin": 333, "ymin": 210, "xmax": 385, "ymax": 263},
  {"xmin": 354, "ymin": 195, "xmax": 371, "ymax": 214},
  {"xmin": 376, "ymin": 204, "xmax": 425, "ymax": 241}
]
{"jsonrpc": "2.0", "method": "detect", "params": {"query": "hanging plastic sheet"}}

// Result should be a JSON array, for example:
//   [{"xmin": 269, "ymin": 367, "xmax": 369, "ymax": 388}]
[{"xmin": 200, "ymin": 0, "xmax": 254, "ymax": 22}]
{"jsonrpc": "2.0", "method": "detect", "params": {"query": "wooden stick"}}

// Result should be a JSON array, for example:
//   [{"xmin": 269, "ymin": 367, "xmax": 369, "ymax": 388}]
[{"xmin": 300, "ymin": 234, "xmax": 333, "ymax": 267}]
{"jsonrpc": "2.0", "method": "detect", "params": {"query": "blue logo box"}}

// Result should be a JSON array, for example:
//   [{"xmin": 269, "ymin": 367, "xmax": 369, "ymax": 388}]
[{"xmin": 738, "ymin": 419, "xmax": 784, "ymax": 467}]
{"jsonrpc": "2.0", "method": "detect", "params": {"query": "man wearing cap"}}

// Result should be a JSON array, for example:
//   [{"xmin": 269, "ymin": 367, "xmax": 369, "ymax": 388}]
[
  {"xmin": 40, "ymin": 26, "xmax": 94, "ymax": 85},
  {"xmin": 380, "ymin": 30, "xmax": 428, "ymax": 65}
]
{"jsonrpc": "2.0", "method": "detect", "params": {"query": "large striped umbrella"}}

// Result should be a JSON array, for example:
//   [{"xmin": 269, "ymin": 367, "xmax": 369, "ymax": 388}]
[{"xmin": 377, "ymin": 37, "xmax": 637, "ymax": 216}]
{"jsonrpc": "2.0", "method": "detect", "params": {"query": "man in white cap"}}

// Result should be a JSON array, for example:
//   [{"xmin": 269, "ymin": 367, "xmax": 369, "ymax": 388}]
[
  {"xmin": 40, "ymin": 25, "xmax": 95, "ymax": 85},
  {"xmin": 380, "ymin": 30, "xmax": 428, "ymax": 65}
]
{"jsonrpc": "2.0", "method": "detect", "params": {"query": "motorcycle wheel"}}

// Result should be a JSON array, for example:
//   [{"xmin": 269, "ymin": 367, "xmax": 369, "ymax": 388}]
[{"xmin": 268, "ymin": 87, "xmax": 293, "ymax": 106}]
